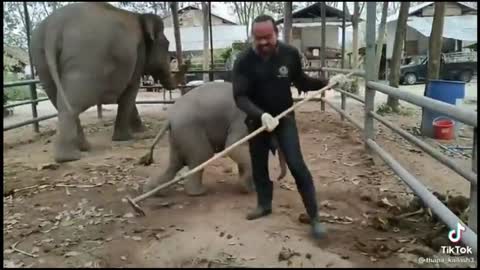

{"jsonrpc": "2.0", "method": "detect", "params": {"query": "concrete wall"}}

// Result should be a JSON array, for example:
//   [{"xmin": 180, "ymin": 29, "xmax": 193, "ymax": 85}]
[
  {"xmin": 299, "ymin": 25, "xmax": 339, "ymax": 51},
  {"xmin": 387, "ymin": 21, "xmax": 465, "ymax": 59},
  {"xmin": 163, "ymin": 9, "xmax": 232, "ymax": 28}
]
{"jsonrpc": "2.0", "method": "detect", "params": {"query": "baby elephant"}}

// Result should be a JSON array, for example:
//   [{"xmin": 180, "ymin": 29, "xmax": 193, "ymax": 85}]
[{"xmin": 142, "ymin": 82, "xmax": 286, "ymax": 196}]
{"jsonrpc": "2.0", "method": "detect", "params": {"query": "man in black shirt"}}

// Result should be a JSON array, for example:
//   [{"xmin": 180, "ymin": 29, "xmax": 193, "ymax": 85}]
[{"xmin": 232, "ymin": 15, "xmax": 348, "ymax": 239}]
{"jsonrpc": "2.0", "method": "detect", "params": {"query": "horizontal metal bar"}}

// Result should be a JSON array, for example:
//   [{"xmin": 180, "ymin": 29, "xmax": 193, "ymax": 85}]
[
  {"xmin": 293, "ymin": 97, "xmax": 323, "ymax": 102},
  {"xmin": 366, "ymin": 139, "xmax": 477, "ymax": 254},
  {"xmin": 321, "ymin": 67, "xmax": 365, "ymax": 77},
  {"xmin": 321, "ymin": 98, "xmax": 364, "ymax": 130},
  {"xmin": 172, "ymin": 70, "xmax": 229, "ymax": 74},
  {"xmin": 370, "ymin": 111, "xmax": 477, "ymax": 185},
  {"xmin": 135, "ymin": 100, "xmax": 176, "ymax": 104},
  {"xmin": 333, "ymin": 88, "xmax": 365, "ymax": 103},
  {"xmin": 367, "ymin": 81, "xmax": 477, "ymax": 127},
  {"xmin": 3, "ymin": 113, "xmax": 58, "ymax": 131},
  {"xmin": 140, "ymin": 85, "xmax": 191, "ymax": 89},
  {"xmin": 4, "ymin": 97, "xmax": 50, "ymax": 109},
  {"xmin": 3, "ymin": 79, "xmax": 40, "ymax": 88}
]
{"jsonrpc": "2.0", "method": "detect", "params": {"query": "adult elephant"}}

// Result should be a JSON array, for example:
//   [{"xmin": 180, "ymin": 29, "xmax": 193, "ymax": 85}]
[{"xmin": 31, "ymin": 2, "xmax": 182, "ymax": 163}]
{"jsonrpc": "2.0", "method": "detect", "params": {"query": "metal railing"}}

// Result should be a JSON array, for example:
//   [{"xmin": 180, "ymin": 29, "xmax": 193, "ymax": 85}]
[
  {"xmin": 316, "ymin": 2, "xmax": 477, "ymax": 255},
  {"xmin": 2, "ymin": 68, "xmax": 328, "ymax": 132}
]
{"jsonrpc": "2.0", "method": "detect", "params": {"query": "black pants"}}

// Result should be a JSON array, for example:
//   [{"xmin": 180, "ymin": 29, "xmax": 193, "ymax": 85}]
[{"xmin": 246, "ymin": 113, "xmax": 319, "ymax": 219}]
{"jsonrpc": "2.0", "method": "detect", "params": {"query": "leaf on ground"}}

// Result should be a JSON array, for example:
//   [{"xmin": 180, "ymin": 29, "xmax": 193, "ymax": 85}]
[
  {"xmin": 4, "ymin": 260, "xmax": 24, "ymax": 268},
  {"xmin": 64, "ymin": 251, "xmax": 81, "ymax": 257},
  {"xmin": 38, "ymin": 163, "xmax": 60, "ymax": 171},
  {"xmin": 123, "ymin": 213, "xmax": 135, "ymax": 218},
  {"xmin": 131, "ymin": 236, "xmax": 142, "ymax": 241}
]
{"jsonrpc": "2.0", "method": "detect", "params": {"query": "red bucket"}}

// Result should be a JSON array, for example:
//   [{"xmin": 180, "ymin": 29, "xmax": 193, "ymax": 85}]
[{"xmin": 433, "ymin": 117, "xmax": 455, "ymax": 140}]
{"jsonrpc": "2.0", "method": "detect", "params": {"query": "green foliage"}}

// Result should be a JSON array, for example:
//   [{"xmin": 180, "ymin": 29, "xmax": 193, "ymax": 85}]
[
  {"xmin": 376, "ymin": 103, "xmax": 415, "ymax": 116},
  {"xmin": 232, "ymin": 42, "xmax": 248, "ymax": 52},
  {"xmin": 3, "ymin": 71, "xmax": 46, "ymax": 101},
  {"xmin": 220, "ymin": 48, "xmax": 232, "ymax": 63}
]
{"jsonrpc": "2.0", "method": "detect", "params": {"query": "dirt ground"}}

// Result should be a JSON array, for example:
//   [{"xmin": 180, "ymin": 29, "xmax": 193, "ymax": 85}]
[{"xmin": 3, "ymin": 91, "xmax": 477, "ymax": 268}]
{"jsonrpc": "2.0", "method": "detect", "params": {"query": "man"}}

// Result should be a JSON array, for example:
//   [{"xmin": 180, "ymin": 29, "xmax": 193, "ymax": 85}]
[{"xmin": 232, "ymin": 15, "xmax": 348, "ymax": 239}]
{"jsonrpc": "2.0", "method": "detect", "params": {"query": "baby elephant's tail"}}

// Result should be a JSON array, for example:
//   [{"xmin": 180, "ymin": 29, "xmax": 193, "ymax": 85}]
[{"xmin": 138, "ymin": 120, "xmax": 171, "ymax": 166}]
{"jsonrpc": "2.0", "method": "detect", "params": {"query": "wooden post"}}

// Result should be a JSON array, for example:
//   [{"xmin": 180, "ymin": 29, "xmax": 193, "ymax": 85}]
[
  {"xmin": 23, "ymin": 2, "xmax": 39, "ymax": 133},
  {"xmin": 320, "ymin": 2, "xmax": 326, "ymax": 112},
  {"xmin": 97, "ymin": 104, "xmax": 102, "ymax": 119},
  {"xmin": 202, "ymin": 2, "xmax": 209, "ymax": 82},
  {"xmin": 470, "ymin": 128, "xmax": 477, "ymax": 233},
  {"xmin": 364, "ymin": 2, "xmax": 377, "ymax": 152},
  {"xmin": 283, "ymin": 2, "xmax": 292, "ymax": 45},
  {"xmin": 340, "ymin": 2, "xmax": 346, "ymax": 121},
  {"xmin": 208, "ymin": 2, "xmax": 214, "ymax": 82},
  {"xmin": 170, "ymin": 2, "xmax": 185, "ymax": 90},
  {"xmin": 351, "ymin": 2, "xmax": 360, "ymax": 94}
]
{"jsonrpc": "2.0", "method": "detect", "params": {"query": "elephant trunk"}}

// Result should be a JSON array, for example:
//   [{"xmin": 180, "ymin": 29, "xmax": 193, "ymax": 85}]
[{"xmin": 156, "ymin": 60, "xmax": 190, "ymax": 90}]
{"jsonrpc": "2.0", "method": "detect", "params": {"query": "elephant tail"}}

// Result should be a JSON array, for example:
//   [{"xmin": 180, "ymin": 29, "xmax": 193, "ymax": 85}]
[
  {"xmin": 139, "ymin": 120, "xmax": 171, "ymax": 166},
  {"xmin": 44, "ymin": 21, "xmax": 74, "ymax": 114},
  {"xmin": 149, "ymin": 120, "xmax": 171, "ymax": 152}
]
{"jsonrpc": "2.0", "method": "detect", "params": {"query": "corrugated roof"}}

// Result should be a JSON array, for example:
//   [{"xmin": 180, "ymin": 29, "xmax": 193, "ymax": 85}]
[
  {"xmin": 164, "ymin": 25, "xmax": 248, "ymax": 52},
  {"xmin": 276, "ymin": 3, "xmax": 353, "ymax": 24},
  {"xmin": 406, "ymin": 15, "xmax": 477, "ymax": 41},
  {"xmin": 387, "ymin": 2, "xmax": 477, "ymax": 23}
]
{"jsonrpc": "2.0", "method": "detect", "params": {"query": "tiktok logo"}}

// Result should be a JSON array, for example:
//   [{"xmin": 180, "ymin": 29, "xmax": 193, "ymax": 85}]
[{"xmin": 448, "ymin": 222, "xmax": 466, "ymax": 243}]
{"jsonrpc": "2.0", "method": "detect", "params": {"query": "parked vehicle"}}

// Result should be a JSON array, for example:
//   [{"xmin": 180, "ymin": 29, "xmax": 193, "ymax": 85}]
[{"xmin": 400, "ymin": 52, "xmax": 477, "ymax": 85}]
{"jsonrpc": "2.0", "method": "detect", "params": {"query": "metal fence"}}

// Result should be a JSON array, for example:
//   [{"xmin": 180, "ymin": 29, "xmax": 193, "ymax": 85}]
[
  {"xmin": 3, "ymin": 1, "xmax": 477, "ymax": 256},
  {"xmin": 318, "ymin": 3, "xmax": 477, "ymax": 255}
]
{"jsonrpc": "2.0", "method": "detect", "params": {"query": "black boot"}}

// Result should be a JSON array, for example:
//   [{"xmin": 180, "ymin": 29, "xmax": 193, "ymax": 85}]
[
  {"xmin": 311, "ymin": 216, "xmax": 327, "ymax": 239},
  {"xmin": 246, "ymin": 206, "xmax": 272, "ymax": 220}
]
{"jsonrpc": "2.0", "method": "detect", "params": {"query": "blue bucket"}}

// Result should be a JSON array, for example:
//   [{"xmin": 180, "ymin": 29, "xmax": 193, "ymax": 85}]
[{"xmin": 421, "ymin": 80, "xmax": 465, "ymax": 138}]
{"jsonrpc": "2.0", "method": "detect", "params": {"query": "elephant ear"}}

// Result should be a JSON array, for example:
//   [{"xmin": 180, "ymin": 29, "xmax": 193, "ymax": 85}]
[{"xmin": 140, "ymin": 14, "xmax": 160, "ymax": 41}]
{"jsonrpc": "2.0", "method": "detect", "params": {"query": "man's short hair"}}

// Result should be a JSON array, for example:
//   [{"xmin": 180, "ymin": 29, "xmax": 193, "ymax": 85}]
[{"xmin": 251, "ymin": 14, "xmax": 278, "ymax": 34}]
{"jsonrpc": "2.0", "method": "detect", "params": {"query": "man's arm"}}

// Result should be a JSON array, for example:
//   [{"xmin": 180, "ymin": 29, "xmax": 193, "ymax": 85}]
[
  {"xmin": 232, "ymin": 58, "xmax": 264, "ymax": 120},
  {"xmin": 291, "ymin": 50, "xmax": 329, "ymax": 92}
]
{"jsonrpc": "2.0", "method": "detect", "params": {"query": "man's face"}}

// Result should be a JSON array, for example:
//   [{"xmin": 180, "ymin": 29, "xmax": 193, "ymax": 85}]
[{"xmin": 252, "ymin": 21, "xmax": 278, "ymax": 57}]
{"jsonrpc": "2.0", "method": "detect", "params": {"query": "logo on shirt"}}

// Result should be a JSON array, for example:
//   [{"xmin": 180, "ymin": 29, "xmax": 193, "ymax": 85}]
[{"xmin": 278, "ymin": 66, "xmax": 289, "ymax": 78}]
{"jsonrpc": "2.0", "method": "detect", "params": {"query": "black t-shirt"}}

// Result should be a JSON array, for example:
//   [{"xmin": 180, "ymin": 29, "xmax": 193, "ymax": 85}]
[{"xmin": 232, "ymin": 42, "xmax": 328, "ymax": 121}]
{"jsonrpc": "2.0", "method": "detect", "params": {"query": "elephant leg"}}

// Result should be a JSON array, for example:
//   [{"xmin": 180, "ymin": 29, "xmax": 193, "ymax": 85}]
[
  {"xmin": 75, "ymin": 118, "xmax": 91, "ymax": 152},
  {"xmin": 54, "ymin": 92, "xmax": 81, "ymax": 163},
  {"xmin": 181, "ymin": 133, "xmax": 213, "ymax": 196},
  {"xmin": 112, "ymin": 86, "xmax": 138, "ymax": 141},
  {"xmin": 228, "ymin": 145, "xmax": 255, "ymax": 193},
  {"xmin": 130, "ymin": 105, "xmax": 146, "ymax": 133},
  {"xmin": 143, "ymin": 137, "xmax": 184, "ymax": 197}
]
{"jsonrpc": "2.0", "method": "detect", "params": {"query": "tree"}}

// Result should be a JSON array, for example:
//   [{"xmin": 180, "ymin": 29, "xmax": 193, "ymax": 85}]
[
  {"xmin": 350, "ymin": 2, "xmax": 361, "ymax": 94},
  {"xmin": 283, "ymin": 2, "xmax": 292, "ymax": 44},
  {"xmin": 375, "ymin": 2, "xmax": 388, "ymax": 77},
  {"xmin": 202, "ymin": 2, "xmax": 209, "ymax": 82},
  {"xmin": 118, "ymin": 2, "xmax": 170, "ymax": 16},
  {"xmin": 420, "ymin": 2, "xmax": 446, "ymax": 132},
  {"xmin": 170, "ymin": 2, "xmax": 185, "ymax": 89},
  {"xmin": 386, "ymin": 2, "xmax": 410, "ymax": 111},
  {"xmin": 426, "ymin": 2, "xmax": 446, "ymax": 82}
]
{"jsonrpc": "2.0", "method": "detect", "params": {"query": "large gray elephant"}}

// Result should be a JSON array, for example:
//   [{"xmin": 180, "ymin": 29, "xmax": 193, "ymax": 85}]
[
  {"xmin": 31, "ymin": 2, "xmax": 182, "ymax": 163},
  {"xmin": 142, "ymin": 82, "xmax": 286, "ymax": 196}
]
